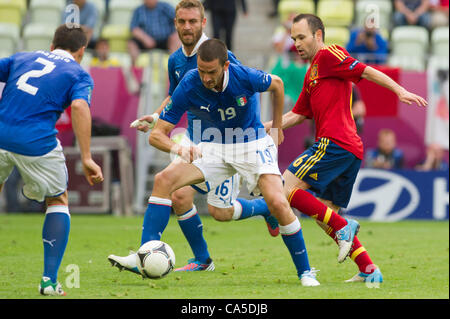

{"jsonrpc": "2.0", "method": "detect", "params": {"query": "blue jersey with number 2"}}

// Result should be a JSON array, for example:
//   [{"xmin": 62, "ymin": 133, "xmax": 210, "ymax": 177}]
[{"xmin": 0, "ymin": 50, "xmax": 93, "ymax": 156}]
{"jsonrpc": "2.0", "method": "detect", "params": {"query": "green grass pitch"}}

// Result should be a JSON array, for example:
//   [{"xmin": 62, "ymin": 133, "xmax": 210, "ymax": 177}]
[{"xmin": 0, "ymin": 213, "xmax": 448, "ymax": 299}]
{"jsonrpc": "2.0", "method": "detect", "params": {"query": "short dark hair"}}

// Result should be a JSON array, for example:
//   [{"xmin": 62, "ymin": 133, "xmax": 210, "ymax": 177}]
[
  {"xmin": 293, "ymin": 13, "xmax": 325, "ymax": 41},
  {"xmin": 52, "ymin": 24, "xmax": 88, "ymax": 52},
  {"xmin": 198, "ymin": 39, "xmax": 228, "ymax": 66}
]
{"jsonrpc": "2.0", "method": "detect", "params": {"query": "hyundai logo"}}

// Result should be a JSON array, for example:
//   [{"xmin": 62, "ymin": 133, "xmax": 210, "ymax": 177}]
[{"xmin": 346, "ymin": 169, "xmax": 420, "ymax": 222}]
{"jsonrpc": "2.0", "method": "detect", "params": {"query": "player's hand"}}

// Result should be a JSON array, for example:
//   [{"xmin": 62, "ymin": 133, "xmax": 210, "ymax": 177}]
[
  {"xmin": 398, "ymin": 89, "xmax": 428, "ymax": 107},
  {"xmin": 263, "ymin": 121, "xmax": 272, "ymax": 133},
  {"xmin": 130, "ymin": 113, "xmax": 159, "ymax": 132},
  {"xmin": 82, "ymin": 158, "xmax": 104, "ymax": 186},
  {"xmin": 178, "ymin": 145, "xmax": 202, "ymax": 163},
  {"xmin": 269, "ymin": 127, "xmax": 284, "ymax": 146}
]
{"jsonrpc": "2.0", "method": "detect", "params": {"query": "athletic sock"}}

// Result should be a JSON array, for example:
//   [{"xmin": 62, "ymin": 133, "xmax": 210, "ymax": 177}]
[
  {"xmin": 279, "ymin": 218, "xmax": 311, "ymax": 277},
  {"xmin": 141, "ymin": 196, "xmax": 172, "ymax": 245},
  {"xmin": 232, "ymin": 198, "xmax": 271, "ymax": 220},
  {"xmin": 177, "ymin": 205, "xmax": 211, "ymax": 264},
  {"xmin": 349, "ymin": 237, "xmax": 375, "ymax": 274},
  {"xmin": 42, "ymin": 205, "xmax": 70, "ymax": 283},
  {"xmin": 323, "ymin": 224, "xmax": 375, "ymax": 274},
  {"xmin": 288, "ymin": 188, "xmax": 347, "ymax": 231}
]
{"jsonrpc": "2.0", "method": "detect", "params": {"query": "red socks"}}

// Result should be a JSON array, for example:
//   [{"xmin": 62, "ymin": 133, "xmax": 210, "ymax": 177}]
[
  {"xmin": 326, "ymin": 226, "xmax": 375, "ymax": 274},
  {"xmin": 288, "ymin": 187, "xmax": 375, "ymax": 274},
  {"xmin": 288, "ymin": 188, "xmax": 347, "ymax": 231}
]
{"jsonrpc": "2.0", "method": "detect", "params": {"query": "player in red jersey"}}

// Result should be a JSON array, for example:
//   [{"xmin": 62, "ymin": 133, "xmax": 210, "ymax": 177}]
[{"xmin": 265, "ymin": 14, "xmax": 427, "ymax": 283}]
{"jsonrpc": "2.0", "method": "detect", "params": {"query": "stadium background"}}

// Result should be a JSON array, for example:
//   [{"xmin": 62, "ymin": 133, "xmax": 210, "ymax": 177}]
[{"xmin": 0, "ymin": 0, "xmax": 448, "ymax": 222}]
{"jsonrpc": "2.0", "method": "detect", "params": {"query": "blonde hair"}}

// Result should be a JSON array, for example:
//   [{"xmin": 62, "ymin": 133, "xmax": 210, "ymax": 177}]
[{"xmin": 176, "ymin": 0, "xmax": 205, "ymax": 19}]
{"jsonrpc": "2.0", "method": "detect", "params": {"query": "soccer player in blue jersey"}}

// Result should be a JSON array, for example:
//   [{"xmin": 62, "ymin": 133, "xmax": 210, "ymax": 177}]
[
  {"xmin": 108, "ymin": 0, "xmax": 279, "ymax": 273},
  {"xmin": 113, "ymin": 38, "xmax": 320, "ymax": 286},
  {"xmin": 0, "ymin": 25, "xmax": 104, "ymax": 296}
]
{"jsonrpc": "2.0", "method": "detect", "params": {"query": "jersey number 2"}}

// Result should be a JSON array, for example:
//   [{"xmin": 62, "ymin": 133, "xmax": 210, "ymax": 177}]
[{"xmin": 16, "ymin": 57, "xmax": 56, "ymax": 96}]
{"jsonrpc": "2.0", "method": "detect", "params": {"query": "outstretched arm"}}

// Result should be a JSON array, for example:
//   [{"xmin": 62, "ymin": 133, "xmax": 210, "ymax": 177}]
[
  {"xmin": 361, "ymin": 66, "xmax": 428, "ymax": 107},
  {"xmin": 264, "ymin": 111, "xmax": 308, "ymax": 131},
  {"xmin": 132, "ymin": 95, "xmax": 172, "ymax": 132}
]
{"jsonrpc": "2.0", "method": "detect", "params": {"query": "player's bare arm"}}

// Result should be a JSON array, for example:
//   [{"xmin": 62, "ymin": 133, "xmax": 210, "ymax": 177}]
[
  {"xmin": 131, "ymin": 95, "xmax": 172, "ymax": 132},
  {"xmin": 265, "ymin": 74, "xmax": 285, "ymax": 145},
  {"xmin": 150, "ymin": 119, "xmax": 201, "ymax": 163},
  {"xmin": 264, "ymin": 111, "xmax": 308, "ymax": 132},
  {"xmin": 71, "ymin": 99, "xmax": 104, "ymax": 186},
  {"xmin": 361, "ymin": 66, "xmax": 428, "ymax": 107}
]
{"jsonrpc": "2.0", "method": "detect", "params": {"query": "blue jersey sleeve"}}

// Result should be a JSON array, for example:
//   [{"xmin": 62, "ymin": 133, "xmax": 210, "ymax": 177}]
[
  {"xmin": 167, "ymin": 56, "xmax": 177, "ymax": 96},
  {"xmin": 245, "ymin": 66, "xmax": 272, "ymax": 93},
  {"xmin": 70, "ymin": 72, "xmax": 94, "ymax": 106},
  {"xmin": 0, "ymin": 56, "xmax": 13, "ymax": 83},
  {"xmin": 159, "ymin": 80, "xmax": 189, "ymax": 125}
]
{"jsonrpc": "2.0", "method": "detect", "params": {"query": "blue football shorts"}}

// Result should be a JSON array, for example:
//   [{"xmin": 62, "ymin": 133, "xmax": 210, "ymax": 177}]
[{"xmin": 287, "ymin": 137, "xmax": 361, "ymax": 208}]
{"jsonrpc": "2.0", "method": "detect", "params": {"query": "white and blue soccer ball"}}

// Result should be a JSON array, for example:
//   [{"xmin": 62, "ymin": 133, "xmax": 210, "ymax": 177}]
[{"xmin": 135, "ymin": 240, "xmax": 176, "ymax": 279}]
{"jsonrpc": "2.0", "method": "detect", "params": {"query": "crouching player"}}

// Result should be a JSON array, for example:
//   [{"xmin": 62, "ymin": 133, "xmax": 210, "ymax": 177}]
[{"xmin": 109, "ymin": 39, "xmax": 320, "ymax": 286}]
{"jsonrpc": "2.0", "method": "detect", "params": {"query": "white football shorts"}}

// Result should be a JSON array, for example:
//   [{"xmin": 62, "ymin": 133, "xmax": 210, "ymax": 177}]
[
  {"xmin": 175, "ymin": 134, "xmax": 241, "ymax": 208},
  {"xmin": 191, "ymin": 135, "xmax": 282, "ymax": 197},
  {"xmin": 0, "ymin": 140, "xmax": 68, "ymax": 202}
]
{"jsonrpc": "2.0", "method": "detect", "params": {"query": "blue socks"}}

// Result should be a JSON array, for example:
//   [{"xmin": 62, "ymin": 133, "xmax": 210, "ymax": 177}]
[
  {"xmin": 233, "ymin": 198, "xmax": 271, "ymax": 220},
  {"xmin": 141, "ymin": 197, "xmax": 172, "ymax": 245},
  {"xmin": 279, "ymin": 218, "xmax": 311, "ymax": 277},
  {"xmin": 42, "ymin": 206, "xmax": 70, "ymax": 283},
  {"xmin": 177, "ymin": 205, "xmax": 211, "ymax": 264}
]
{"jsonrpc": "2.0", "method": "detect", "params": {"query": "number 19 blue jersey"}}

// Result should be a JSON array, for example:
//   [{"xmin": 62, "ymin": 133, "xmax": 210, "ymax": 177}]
[{"xmin": 0, "ymin": 50, "xmax": 94, "ymax": 156}]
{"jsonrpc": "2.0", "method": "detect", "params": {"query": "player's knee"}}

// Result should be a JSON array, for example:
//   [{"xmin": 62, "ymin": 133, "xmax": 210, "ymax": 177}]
[
  {"xmin": 171, "ymin": 191, "xmax": 193, "ymax": 214},
  {"xmin": 267, "ymin": 196, "xmax": 290, "ymax": 218},
  {"xmin": 208, "ymin": 205, "xmax": 233, "ymax": 222},
  {"xmin": 46, "ymin": 191, "xmax": 68, "ymax": 207},
  {"xmin": 154, "ymin": 171, "xmax": 175, "ymax": 192}
]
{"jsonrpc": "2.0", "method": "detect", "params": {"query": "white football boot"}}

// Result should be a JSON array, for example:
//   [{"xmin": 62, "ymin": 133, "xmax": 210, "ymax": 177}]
[
  {"xmin": 300, "ymin": 268, "xmax": 320, "ymax": 287},
  {"xmin": 108, "ymin": 251, "xmax": 141, "ymax": 275},
  {"xmin": 39, "ymin": 277, "xmax": 66, "ymax": 296}
]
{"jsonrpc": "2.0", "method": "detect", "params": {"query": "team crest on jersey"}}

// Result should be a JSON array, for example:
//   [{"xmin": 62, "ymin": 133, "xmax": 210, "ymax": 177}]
[
  {"xmin": 236, "ymin": 95, "xmax": 247, "ymax": 107},
  {"xmin": 310, "ymin": 64, "xmax": 319, "ymax": 81}
]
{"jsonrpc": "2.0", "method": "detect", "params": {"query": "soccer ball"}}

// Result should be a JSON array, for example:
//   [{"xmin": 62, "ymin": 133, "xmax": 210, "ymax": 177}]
[{"xmin": 135, "ymin": 240, "xmax": 176, "ymax": 279}]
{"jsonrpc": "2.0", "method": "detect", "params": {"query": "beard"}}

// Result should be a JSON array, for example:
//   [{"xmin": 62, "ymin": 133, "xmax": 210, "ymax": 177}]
[{"xmin": 179, "ymin": 29, "xmax": 202, "ymax": 47}]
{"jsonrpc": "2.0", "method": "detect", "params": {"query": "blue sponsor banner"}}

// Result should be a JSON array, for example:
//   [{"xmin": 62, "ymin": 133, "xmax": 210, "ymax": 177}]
[{"xmin": 344, "ymin": 169, "xmax": 449, "ymax": 221}]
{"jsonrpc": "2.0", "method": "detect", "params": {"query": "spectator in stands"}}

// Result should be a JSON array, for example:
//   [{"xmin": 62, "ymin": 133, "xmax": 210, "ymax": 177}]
[
  {"xmin": 90, "ymin": 38, "xmax": 121, "ymax": 67},
  {"xmin": 346, "ymin": 25, "xmax": 388, "ymax": 65},
  {"xmin": 430, "ymin": 0, "xmax": 449, "ymax": 28},
  {"xmin": 268, "ymin": 0, "xmax": 280, "ymax": 18},
  {"xmin": 128, "ymin": 0, "xmax": 180, "ymax": 65},
  {"xmin": 365, "ymin": 129, "xmax": 405, "ymax": 169},
  {"xmin": 63, "ymin": 0, "xmax": 99, "ymax": 48},
  {"xmin": 272, "ymin": 12, "xmax": 296, "ymax": 55},
  {"xmin": 204, "ymin": 0, "xmax": 247, "ymax": 50},
  {"xmin": 394, "ymin": 0, "xmax": 432, "ymax": 28},
  {"xmin": 352, "ymin": 85, "xmax": 366, "ymax": 135},
  {"xmin": 416, "ymin": 143, "xmax": 449, "ymax": 170}
]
